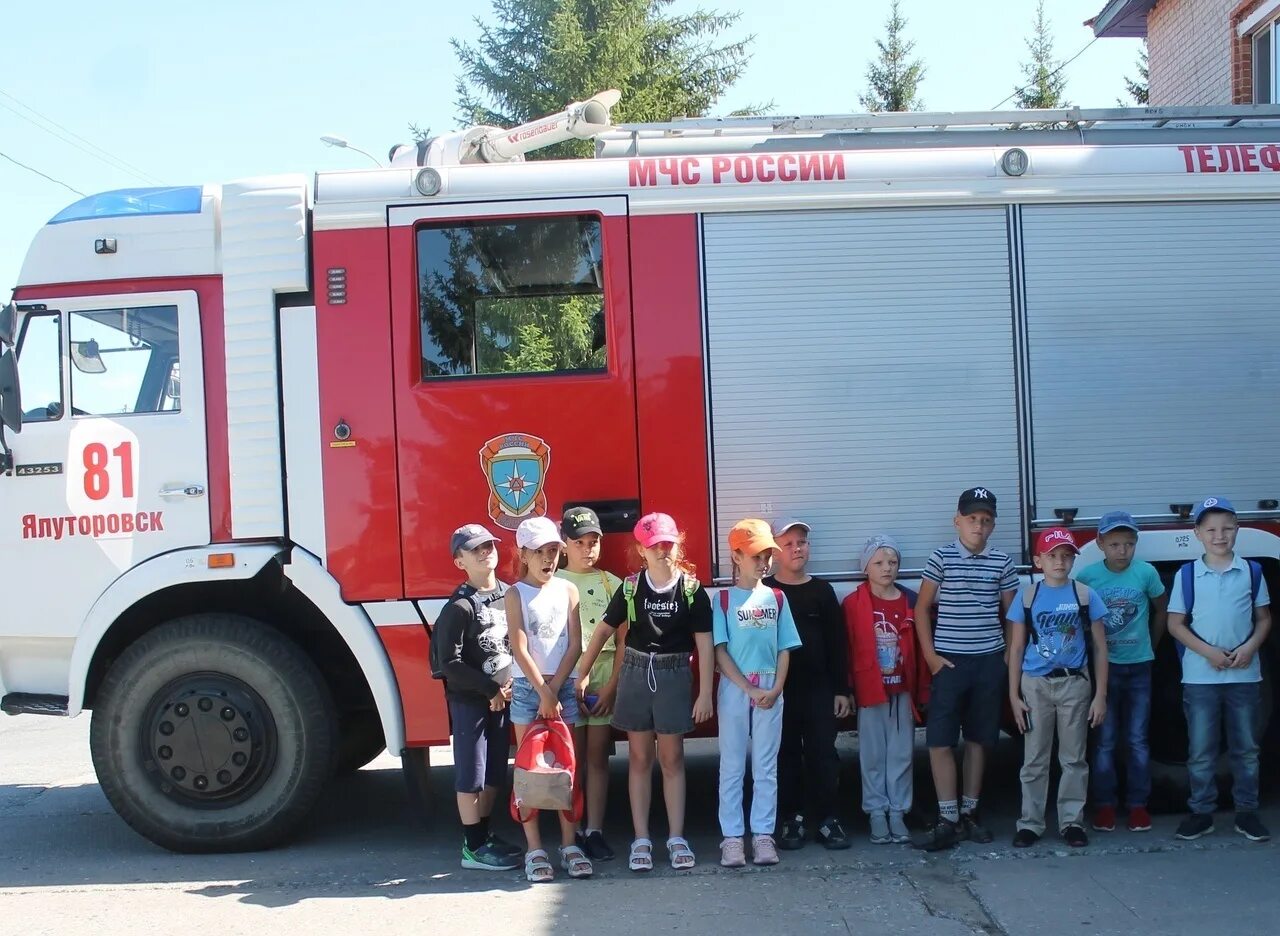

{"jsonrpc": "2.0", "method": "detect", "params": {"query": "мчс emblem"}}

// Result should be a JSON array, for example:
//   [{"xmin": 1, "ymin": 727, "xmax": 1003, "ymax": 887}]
[{"xmin": 479, "ymin": 432, "xmax": 551, "ymax": 531}]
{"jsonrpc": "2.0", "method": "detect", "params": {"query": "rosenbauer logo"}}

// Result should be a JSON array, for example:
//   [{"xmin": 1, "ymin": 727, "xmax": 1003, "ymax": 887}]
[
  {"xmin": 628, "ymin": 153, "xmax": 846, "ymax": 187},
  {"xmin": 479, "ymin": 432, "xmax": 552, "ymax": 531}
]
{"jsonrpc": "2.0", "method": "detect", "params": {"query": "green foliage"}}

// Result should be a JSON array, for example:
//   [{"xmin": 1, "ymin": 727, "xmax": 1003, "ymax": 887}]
[
  {"xmin": 1014, "ymin": 0, "xmax": 1069, "ymax": 110},
  {"xmin": 859, "ymin": 0, "xmax": 925, "ymax": 113},
  {"xmin": 1122, "ymin": 42, "xmax": 1149, "ymax": 106},
  {"xmin": 452, "ymin": 0, "xmax": 762, "ymax": 160}
]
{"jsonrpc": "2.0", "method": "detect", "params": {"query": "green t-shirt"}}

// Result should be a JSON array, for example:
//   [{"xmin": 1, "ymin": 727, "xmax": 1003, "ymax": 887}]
[
  {"xmin": 556, "ymin": 568, "xmax": 623, "ymax": 653},
  {"xmin": 1075, "ymin": 559, "xmax": 1166, "ymax": 664}
]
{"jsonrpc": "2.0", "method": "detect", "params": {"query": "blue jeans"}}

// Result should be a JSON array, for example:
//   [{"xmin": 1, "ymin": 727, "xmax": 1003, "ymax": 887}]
[
  {"xmin": 1183, "ymin": 682, "xmax": 1261, "ymax": 814},
  {"xmin": 718, "ymin": 673, "xmax": 783, "ymax": 837},
  {"xmin": 1090, "ymin": 662, "xmax": 1152, "ymax": 808}
]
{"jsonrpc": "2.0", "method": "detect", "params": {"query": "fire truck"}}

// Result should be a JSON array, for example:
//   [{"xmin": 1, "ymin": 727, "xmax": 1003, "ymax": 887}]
[{"xmin": 2, "ymin": 91, "xmax": 1280, "ymax": 852}]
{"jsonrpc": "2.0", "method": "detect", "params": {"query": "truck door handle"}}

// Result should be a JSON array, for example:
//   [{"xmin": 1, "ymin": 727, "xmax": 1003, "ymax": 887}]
[
  {"xmin": 159, "ymin": 484, "xmax": 206, "ymax": 498},
  {"xmin": 563, "ymin": 498, "xmax": 640, "ymax": 533}
]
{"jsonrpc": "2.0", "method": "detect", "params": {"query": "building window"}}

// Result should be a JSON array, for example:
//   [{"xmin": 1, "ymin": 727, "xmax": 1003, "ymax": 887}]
[
  {"xmin": 1253, "ymin": 18, "xmax": 1278, "ymax": 104},
  {"xmin": 417, "ymin": 215, "xmax": 607, "ymax": 380}
]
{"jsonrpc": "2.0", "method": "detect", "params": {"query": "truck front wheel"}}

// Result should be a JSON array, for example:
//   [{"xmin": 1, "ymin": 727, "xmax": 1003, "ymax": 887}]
[{"xmin": 89, "ymin": 614, "xmax": 335, "ymax": 852}]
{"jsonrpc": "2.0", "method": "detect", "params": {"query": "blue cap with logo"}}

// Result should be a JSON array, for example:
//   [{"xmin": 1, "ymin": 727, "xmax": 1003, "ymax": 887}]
[
  {"xmin": 1097, "ymin": 510, "xmax": 1140, "ymax": 535},
  {"xmin": 1192, "ymin": 496, "xmax": 1236, "ymax": 524}
]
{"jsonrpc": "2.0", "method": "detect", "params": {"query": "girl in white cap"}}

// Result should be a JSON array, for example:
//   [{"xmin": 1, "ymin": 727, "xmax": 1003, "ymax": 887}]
[{"xmin": 505, "ymin": 516, "xmax": 588, "ymax": 882}]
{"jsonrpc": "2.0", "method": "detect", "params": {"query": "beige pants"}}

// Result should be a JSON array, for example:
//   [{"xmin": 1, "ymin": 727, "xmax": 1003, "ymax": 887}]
[{"xmin": 1018, "ymin": 673, "xmax": 1091, "ymax": 835}]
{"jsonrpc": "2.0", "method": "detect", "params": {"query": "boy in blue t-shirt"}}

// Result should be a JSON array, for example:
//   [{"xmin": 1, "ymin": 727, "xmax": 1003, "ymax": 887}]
[
  {"xmin": 1075, "ymin": 510, "xmax": 1167, "ymax": 834},
  {"xmin": 1167, "ymin": 497, "xmax": 1273, "ymax": 843},
  {"xmin": 714, "ymin": 518, "xmax": 803, "ymax": 869},
  {"xmin": 1007, "ymin": 527, "xmax": 1109, "ymax": 848}
]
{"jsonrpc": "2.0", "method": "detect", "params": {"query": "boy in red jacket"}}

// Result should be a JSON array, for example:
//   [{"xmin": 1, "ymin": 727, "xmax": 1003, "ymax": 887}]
[{"xmin": 843, "ymin": 534, "xmax": 930, "ymax": 844}]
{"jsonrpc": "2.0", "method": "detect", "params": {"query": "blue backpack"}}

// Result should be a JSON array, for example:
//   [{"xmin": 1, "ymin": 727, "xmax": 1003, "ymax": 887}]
[{"xmin": 1175, "ymin": 559, "xmax": 1263, "ymax": 657}]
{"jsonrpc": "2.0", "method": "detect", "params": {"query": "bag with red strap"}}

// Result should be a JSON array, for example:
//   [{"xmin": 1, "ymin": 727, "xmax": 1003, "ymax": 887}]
[{"xmin": 510, "ymin": 716, "xmax": 584, "ymax": 823}]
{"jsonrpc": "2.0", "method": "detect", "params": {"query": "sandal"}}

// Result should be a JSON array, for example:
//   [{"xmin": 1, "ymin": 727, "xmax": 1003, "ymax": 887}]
[
  {"xmin": 524, "ymin": 849, "xmax": 554, "ymax": 883},
  {"xmin": 628, "ymin": 837, "xmax": 654, "ymax": 872},
  {"xmin": 559, "ymin": 844, "xmax": 594, "ymax": 879},
  {"xmin": 666, "ymin": 836, "xmax": 696, "ymax": 870}
]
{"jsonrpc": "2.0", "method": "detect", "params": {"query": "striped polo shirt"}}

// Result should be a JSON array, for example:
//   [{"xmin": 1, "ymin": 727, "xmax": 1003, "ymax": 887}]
[{"xmin": 923, "ymin": 540, "xmax": 1019, "ymax": 655}]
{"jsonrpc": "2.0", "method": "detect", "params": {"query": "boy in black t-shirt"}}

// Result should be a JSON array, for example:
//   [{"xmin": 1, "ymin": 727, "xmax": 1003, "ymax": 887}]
[
  {"xmin": 764, "ymin": 519, "xmax": 852, "ymax": 850},
  {"xmin": 432, "ymin": 524, "xmax": 522, "ymax": 871}
]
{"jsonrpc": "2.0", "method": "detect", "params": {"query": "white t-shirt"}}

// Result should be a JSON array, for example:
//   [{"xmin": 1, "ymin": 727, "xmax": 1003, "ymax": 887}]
[{"xmin": 512, "ymin": 578, "xmax": 577, "ymax": 678}]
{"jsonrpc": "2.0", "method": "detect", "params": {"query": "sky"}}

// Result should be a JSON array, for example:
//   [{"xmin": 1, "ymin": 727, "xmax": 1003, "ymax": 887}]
[{"xmin": 1, "ymin": 0, "xmax": 1142, "ymax": 294}]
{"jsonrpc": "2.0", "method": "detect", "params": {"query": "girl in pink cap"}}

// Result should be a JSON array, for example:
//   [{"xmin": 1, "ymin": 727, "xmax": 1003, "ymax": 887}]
[{"xmin": 578, "ymin": 512, "xmax": 714, "ymax": 872}]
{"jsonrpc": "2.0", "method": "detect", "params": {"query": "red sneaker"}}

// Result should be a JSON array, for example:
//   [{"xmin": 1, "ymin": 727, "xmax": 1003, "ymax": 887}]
[
  {"xmin": 1128, "ymin": 806, "xmax": 1152, "ymax": 832},
  {"xmin": 1092, "ymin": 805, "xmax": 1116, "ymax": 832}
]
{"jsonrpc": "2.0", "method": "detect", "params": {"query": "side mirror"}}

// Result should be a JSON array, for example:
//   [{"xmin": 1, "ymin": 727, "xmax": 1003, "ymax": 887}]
[
  {"xmin": 0, "ymin": 347, "xmax": 22, "ymax": 434},
  {"xmin": 71, "ymin": 339, "xmax": 107, "ymax": 374},
  {"xmin": 0, "ymin": 302, "xmax": 15, "ymax": 348}
]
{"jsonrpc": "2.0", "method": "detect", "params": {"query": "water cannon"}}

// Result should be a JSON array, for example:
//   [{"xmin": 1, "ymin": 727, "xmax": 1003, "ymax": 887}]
[{"xmin": 389, "ymin": 90, "xmax": 621, "ymax": 168}]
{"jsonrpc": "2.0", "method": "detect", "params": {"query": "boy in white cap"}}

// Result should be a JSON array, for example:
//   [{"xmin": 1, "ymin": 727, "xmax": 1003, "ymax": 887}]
[
  {"xmin": 765, "ymin": 519, "xmax": 851, "ymax": 850},
  {"xmin": 1167, "ymin": 497, "xmax": 1272, "ymax": 843},
  {"xmin": 1007, "ymin": 527, "xmax": 1109, "ymax": 849}
]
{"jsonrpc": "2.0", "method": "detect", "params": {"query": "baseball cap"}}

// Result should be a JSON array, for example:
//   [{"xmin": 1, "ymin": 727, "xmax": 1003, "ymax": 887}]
[
  {"xmin": 1034, "ymin": 527, "xmax": 1079, "ymax": 556},
  {"xmin": 634, "ymin": 512, "xmax": 680, "ymax": 548},
  {"xmin": 728, "ymin": 518, "xmax": 779, "ymax": 556},
  {"xmin": 515, "ymin": 516, "xmax": 564, "ymax": 550},
  {"xmin": 561, "ymin": 506, "xmax": 603, "ymax": 540},
  {"xmin": 450, "ymin": 523, "xmax": 500, "ymax": 556},
  {"xmin": 1192, "ymin": 496, "xmax": 1237, "ymax": 524},
  {"xmin": 957, "ymin": 487, "xmax": 998, "ymax": 516},
  {"xmin": 772, "ymin": 518, "xmax": 811, "ymax": 537},
  {"xmin": 1097, "ymin": 510, "xmax": 1139, "ymax": 535},
  {"xmin": 859, "ymin": 533, "xmax": 901, "ymax": 572}
]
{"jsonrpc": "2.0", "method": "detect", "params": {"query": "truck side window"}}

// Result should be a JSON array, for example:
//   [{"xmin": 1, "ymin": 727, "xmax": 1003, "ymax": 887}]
[
  {"xmin": 417, "ymin": 214, "xmax": 607, "ymax": 379},
  {"xmin": 69, "ymin": 305, "xmax": 181, "ymax": 416},
  {"xmin": 17, "ymin": 312, "xmax": 63, "ymax": 422}
]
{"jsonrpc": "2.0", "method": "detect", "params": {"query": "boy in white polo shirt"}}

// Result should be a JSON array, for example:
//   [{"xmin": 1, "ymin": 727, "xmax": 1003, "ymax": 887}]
[{"xmin": 1167, "ymin": 497, "xmax": 1272, "ymax": 842}]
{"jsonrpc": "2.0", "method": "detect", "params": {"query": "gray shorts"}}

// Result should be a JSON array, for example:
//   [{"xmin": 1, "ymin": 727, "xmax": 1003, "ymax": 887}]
[{"xmin": 613, "ymin": 647, "xmax": 694, "ymax": 735}]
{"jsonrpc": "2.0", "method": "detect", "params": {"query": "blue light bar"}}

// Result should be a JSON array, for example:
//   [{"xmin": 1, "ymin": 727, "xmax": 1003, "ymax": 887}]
[{"xmin": 49, "ymin": 186, "xmax": 203, "ymax": 224}]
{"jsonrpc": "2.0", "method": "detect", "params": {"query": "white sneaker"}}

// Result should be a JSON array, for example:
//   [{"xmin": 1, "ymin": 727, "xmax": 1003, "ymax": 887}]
[
  {"xmin": 870, "ymin": 812, "xmax": 892, "ymax": 844},
  {"xmin": 889, "ymin": 812, "xmax": 910, "ymax": 843}
]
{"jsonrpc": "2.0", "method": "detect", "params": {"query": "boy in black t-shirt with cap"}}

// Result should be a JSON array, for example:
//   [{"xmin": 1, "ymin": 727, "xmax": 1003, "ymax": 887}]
[
  {"xmin": 432, "ymin": 523, "xmax": 523, "ymax": 870},
  {"xmin": 765, "ymin": 519, "xmax": 852, "ymax": 850}
]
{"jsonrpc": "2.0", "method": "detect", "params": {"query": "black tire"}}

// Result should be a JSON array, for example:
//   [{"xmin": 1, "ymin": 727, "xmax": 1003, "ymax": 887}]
[
  {"xmin": 401, "ymin": 747, "xmax": 435, "ymax": 826},
  {"xmin": 89, "ymin": 614, "xmax": 335, "ymax": 853},
  {"xmin": 333, "ymin": 710, "xmax": 386, "ymax": 774}
]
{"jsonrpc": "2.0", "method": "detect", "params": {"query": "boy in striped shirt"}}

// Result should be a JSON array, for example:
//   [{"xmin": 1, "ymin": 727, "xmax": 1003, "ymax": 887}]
[{"xmin": 912, "ymin": 487, "xmax": 1019, "ymax": 851}]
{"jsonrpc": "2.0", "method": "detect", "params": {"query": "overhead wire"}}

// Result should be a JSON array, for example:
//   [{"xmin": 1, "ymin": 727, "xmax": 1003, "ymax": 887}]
[
  {"xmin": 0, "ymin": 87, "xmax": 162, "ymax": 185},
  {"xmin": 0, "ymin": 148, "xmax": 85, "ymax": 196},
  {"xmin": 991, "ymin": 37, "xmax": 1099, "ymax": 110}
]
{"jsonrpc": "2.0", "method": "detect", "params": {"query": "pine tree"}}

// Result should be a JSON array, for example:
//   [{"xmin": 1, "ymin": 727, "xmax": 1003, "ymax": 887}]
[
  {"xmin": 859, "ymin": 0, "xmax": 925, "ymax": 112},
  {"xmin": 451, "ymin": 0, "xmax": 760, "ymax": 160},
  {"xmin": 1014, "ymin": 0, "xmax": 1068, "ymax": 110},
  {"xmin": 1122, "ymin": 41, "xmax": 1150, "ymax": 105}
]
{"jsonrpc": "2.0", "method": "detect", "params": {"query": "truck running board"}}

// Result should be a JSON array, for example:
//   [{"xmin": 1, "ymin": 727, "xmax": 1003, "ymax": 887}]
[{"xmin": 1, "ymin": 693, "xmax": 70, "ymax": 716}]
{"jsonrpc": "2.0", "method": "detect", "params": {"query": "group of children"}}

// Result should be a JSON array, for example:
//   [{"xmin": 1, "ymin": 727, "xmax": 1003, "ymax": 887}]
[{"xmin": 431, "ymin": 489, "xmax": 1273, "ymax": 882}]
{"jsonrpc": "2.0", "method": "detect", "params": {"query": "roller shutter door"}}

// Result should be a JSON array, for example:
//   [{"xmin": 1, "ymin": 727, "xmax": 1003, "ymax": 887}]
[
  {"xmin": 703, "ymin": 207, "xmax": 1022, "ymax": 576},
  {"xmin": 1022, "ymin": 201, "xmax": 1280, "ymax": 523}
]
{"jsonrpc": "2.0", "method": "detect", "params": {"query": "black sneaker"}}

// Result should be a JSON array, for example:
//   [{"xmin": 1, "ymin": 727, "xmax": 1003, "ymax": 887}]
[
  {"xmin": 461, "ymin": 841, "xmax": 520, "ymax": 871},
  {"xmin": 911, "ymin": 817, "xmax": 960, "ymax": 852},
  {"xmin": 815, "ymin": 817, "xmax": 851, "ymax": 850},
  {"xmin": 1062, "ymin": 824, "xmax": 1089, "ymax": 848},
  {"xmin": 778, "ymin": 815, "xmax": 806, "ymax": 850},
  {"xmin": 1235, "ymin": 812, "xmax": 1272, "ymax": 842},
  {"xmin": 959, "ymin": 811, "xmax": 994, "ymax": 844},
  {"xmin": 1175, "ymin": 813, "xmax": 1215, "ymax": 840},
  {"xmin": 579, "ymin": 829, "xmax": 616, "ymax": 860},
  {"xmin": 1012, "ymin": 828, "xmax": 1039, "ymax": 848},
  {"xmin": 488, "ymin": 833, "xmax": 522, "ymax": 857}
]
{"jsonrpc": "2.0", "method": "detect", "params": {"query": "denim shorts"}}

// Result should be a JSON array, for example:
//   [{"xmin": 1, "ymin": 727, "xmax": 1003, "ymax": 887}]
[{"xmin": 510, "ymin": 676, "xmax": 579, "ymax": 726}]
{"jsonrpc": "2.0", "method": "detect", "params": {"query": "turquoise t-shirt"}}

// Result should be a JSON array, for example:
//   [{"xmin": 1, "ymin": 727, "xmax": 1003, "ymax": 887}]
[
  {"xmin": 1008, "ymin": 582, "xmax": 1108, "ymax": 677},
  {"xmin": 1075, "ymin": 560, "xmax": 1166, "ymax": 664},
  {"xmin": 712, "ymin": 584, "xmax": 802, "ymax": 677}
]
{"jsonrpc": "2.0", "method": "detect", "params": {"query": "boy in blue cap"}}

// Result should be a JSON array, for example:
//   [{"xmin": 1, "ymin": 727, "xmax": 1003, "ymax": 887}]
[
  {"xmin": 1167, "ymin": 498, "xmax": 1272, "ymax": 842},
  {"xmin": 1076, "ymin": 510, "xmax": 1167, "ymax": 833}
]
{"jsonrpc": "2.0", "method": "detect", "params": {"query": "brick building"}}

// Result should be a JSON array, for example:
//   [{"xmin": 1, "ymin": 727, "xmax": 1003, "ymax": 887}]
[{"xmin": 1090, "ymin": 0, "xmax": 1280, "ymax": 104}]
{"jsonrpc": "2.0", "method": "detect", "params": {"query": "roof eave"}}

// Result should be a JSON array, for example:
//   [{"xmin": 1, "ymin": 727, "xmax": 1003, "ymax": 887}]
[{"xmin": 1088, "ymin": 0, "xmax": 1155, "ymax": 38}]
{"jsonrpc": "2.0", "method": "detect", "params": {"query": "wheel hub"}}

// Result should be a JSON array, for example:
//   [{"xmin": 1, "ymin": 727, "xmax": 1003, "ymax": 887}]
[{"xmin": 144, "ymin": 676, "xmax": 273, "ymax": 804}]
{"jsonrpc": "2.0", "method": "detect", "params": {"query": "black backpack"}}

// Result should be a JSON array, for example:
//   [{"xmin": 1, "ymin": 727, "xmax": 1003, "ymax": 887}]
[
  {"xmin": 429, "ymin": 584, "xmax": 488, "ymax": 680},
  {"xmin": 1022, "ymin": 580, "xmax": 1095, "ymax": 670}
]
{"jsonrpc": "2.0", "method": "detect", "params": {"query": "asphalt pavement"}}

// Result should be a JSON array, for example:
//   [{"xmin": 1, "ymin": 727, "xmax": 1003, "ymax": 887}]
[{"xmin": 2, "ymin": 715, "xmax": 1278, "ymax": 936}]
